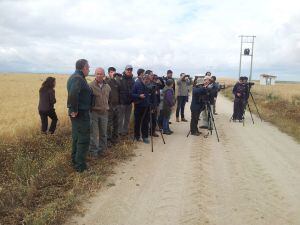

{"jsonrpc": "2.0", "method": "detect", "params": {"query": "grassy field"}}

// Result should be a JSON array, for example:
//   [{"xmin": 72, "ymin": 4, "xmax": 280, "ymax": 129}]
[
  {"xmin": 0, "ymin": 73, "xmax": 135, "ymax": 225},
  {"xmin": 219, "ymin": 78, "xmax": 300, "ymax": 142}
]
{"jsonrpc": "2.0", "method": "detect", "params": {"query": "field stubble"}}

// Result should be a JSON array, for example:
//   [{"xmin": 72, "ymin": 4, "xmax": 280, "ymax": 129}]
[{"xmin": 0, "ymin": 73, "xmax": 135, "ymax": 225}]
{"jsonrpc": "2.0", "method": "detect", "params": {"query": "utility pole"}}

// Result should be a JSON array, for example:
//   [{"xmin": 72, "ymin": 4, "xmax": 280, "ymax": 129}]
[{"xmin": 238, "ymin": 35, "xmax": 256, "ymax": 81}]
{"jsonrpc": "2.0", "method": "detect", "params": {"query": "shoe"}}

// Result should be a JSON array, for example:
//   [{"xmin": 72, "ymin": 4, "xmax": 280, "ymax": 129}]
[
  {"xmin": 134, "ymin": 137, "xmax": 142, "ymax": 142},
  {"xmin": 181, "ymin": 118, "xmax": 188, "ymax": 122},
  {"xmin": 199, "ymin": 125, "xmax": 208, "ymax": 129},
  {"xmin": 152, "ymin": 132, "xmax": 159, "ymax": 137},
  {"xmin": 163, "ymin": 131, "xmax": 172, "ymax": 135},
  {"xmin": 213, "ymin": 113, "xmax": 218, "ymax": 115},
  {"xmin": 142, "ymin": 138, "xmax": 150, "ymax": 144},
  {"xmin": 168, "ymin": 130, "xmax": 174, "ymax": 134},
  {"xmin": 176, "ymin": 117, "xmax": 180, "ymax": 122},
  {"xmin": 191, "ymin": 132, "xmax": 201, "ymax": 136},
  {"xmin": 239, "ymin": 120, "xmax": 243, "ymax": 123}
]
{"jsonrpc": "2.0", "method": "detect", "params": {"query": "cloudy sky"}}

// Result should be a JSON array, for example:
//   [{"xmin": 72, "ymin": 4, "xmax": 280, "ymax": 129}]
[{"xmin": 0, "ymin": 0, "xmax": 299, "ymax": 80}]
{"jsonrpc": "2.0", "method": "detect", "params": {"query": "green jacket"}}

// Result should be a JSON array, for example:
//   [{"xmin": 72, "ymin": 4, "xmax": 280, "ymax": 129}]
[{"xmin": 67, "ymin": 70, "xmax": 93, "ymax": 114}]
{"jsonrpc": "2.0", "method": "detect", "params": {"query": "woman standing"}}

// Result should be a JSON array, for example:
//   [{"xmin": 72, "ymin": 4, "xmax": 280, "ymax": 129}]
[{"xmin": 38, "ymin": 77, "xmax": 58, "ymax": 134}]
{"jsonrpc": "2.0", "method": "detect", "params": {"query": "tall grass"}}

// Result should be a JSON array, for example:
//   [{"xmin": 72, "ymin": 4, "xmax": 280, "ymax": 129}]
[
  {"xmin": 219, "ymin": 78, "xmax": 300, "ymax": 142},
  {"xmin": 0, "ymin": 73, "xmax": 135, "ymax": 225}
]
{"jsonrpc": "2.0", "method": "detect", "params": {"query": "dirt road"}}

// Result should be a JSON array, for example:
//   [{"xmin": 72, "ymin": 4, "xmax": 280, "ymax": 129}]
[{"xmin": 66, "ymin": 95, "xmax": 300, "ymax": 225}]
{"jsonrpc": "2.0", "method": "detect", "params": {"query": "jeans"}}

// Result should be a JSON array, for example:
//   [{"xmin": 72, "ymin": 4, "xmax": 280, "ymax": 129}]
[
  {"xmin": 134, "ymin": 106, "xmax": 149, "ymax": 139},
  {"xmin": 118, "ymin": 104, "xmax": 132, "ymax": 135},
  {"xmin": 39, "ymin": 109, "xmax": 58, "ymax": 133},
  {"xmin": 107, "ymin": 105, "xmax": 119, "ymax": 143},
  {"xmin": 89, "ymin": 111, "xmax": 108, "ymax": 155},
  {"xmin": 71, "ymin": 111, "xmax": 90, "ymax": 171},
  {"xmin": 163, "ymin": 115, "xmax": 170, "ymax": 132},
  {"xmin": 176, "ymin": 96, "xmax": 187, "ymax": 118}
]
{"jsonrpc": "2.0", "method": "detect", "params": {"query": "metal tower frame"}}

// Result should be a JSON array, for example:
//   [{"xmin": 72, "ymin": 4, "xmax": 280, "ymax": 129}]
[{"xmin": 238, "ymin": 35, "xmax": 256, "ymax": 81}]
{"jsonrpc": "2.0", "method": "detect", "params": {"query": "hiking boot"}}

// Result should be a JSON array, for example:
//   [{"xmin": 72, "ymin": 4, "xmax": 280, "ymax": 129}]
[
  {"xmin": 181, "ymin": 118, "xmax": 188, "ymax": 122},
  {"xmin": 191, "ymin": 132, "xmax": 201, "ymax": 136},
  {"xmin": 163, "ymin": 131, "xmax": 172, "ymax": 135}
]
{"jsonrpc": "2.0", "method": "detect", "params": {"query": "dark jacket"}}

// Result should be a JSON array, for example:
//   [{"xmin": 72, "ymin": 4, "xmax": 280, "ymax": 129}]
[
  {"xmin": 132, "ymin": 78, "xmax": 150, "ymax": 108},
  {"xmin": 67, "ymin": 70, "xmax": 93, "ymax": 113},
  {"xmin": 190, "ymin": 86, "xmax": 207, "ymax": 112},
  {"xmin": 162, "ymin": 86, "xmax": 175, "ymax": 116},
  {"xmin": 106, "ymin": 77, "xmax": 120, "ymax": 107},
  {"xmin": 38, "ymin": 88, "xmax": 56, "ymax": 112},
  {"xmin": 233, "ymin": 82, "xmax": 246, "ymax": 100},
  {"xmin": 119, "ymin": 73, "xmax": 135, "ymax": 105}
]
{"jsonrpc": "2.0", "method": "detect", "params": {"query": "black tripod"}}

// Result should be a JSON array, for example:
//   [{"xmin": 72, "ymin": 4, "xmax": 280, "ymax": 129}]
[
  {"xmin": 187, "ymin": 102, "xmax": 219, "ymax": 142},
  {"xmin": 149, "ymin": 106, "xmax": 166, "ymax": 152}
]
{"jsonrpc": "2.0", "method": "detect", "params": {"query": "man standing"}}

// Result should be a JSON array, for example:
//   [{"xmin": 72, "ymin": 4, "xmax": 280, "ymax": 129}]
[
  {"xmin": 232, "ymin": 77, "xmax": 247, "ymax": 122},
  {"xmin": 199, "ymin": 76, "xmax": 212, "ymax": 129},
  {"xmin": 164, "ymin": 69, "xmax": 175, "ymax": 93},
  {"xmin": 132, "ymin": 69, "xmax": 150, "ymax": 143},
  {"xmin": 89, "ymin": 68, "xmax": 111, "ymax": 156},
  {"xmin": 209, "ymin": 76, "xmax": 220, "ymax": 115},
  {"xmin": 67, "ymin": 59, "xmax": 92, "ymax": 172},
  {"xmin": 119, "ymin": 65, "xmax": 135, "ymax": 136},
  {"xmin": 190, "ymin": 78, "xmax": 206, "ymax": 136},
  {"xmin": 176, "ymin": 73, "xmax": 191, "ymax": 122},
  {"xmin": 106, "ymin": 67, "xmax": 120, "ymax": 146}
]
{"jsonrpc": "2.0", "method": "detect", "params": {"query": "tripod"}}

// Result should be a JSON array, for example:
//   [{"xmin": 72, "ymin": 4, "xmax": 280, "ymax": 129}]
[
  {"xmin": 187, "ymin": 102, "xmax": 219, "ymax": 142},
  {"xmin": 149, "ymin": 106, "xmax": 166, "ymax": 152}
]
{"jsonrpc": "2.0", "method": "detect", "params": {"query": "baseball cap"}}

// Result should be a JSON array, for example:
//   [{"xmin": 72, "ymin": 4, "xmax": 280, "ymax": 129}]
[{"xmin": 125, "ymin": 65, "xmax": 133, "ymax": 70}]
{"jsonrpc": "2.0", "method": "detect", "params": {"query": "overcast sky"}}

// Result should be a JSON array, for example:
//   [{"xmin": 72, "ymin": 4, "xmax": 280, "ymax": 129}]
[{"xmin": 0, "ymin": 0, "xmax": 299, "ymax": 80}]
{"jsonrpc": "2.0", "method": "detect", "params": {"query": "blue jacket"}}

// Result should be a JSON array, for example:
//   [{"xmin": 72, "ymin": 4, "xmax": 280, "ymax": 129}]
[
  {"xmin": 132, "ymin": 79, "xmax": 150, "ymax": 108},
  {"xmin": 190, "ymin": 86, "xmax": 207, "ymax": 112}
]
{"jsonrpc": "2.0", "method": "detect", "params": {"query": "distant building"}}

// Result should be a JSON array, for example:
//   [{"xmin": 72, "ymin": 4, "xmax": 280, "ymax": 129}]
[{"xmin": 260, "ymin": 74, "xmax": 277, "ymax": 85}]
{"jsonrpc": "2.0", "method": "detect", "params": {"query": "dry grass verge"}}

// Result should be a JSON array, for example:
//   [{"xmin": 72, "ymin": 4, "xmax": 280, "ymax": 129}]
[{"xmin": 0, "ymin": 73, "xmax": 136, "ymax": 225}]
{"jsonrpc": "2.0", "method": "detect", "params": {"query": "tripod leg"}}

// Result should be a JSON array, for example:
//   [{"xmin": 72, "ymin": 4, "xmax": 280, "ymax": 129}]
[
  {"xmin": 247, "ymin": 104, "xmax": 254, "ymax": 124},
  {"xmin": 150, "ymin": 108, "xmax": 154, "ymax": 152},
  {"xmin": 207, "ymin": 103, "xmax": 220, "ymax": 142},
  {"xmin": 250, "ymin": 92, "xmax": 262, "ymax": 122},
  {"xmin": 159, "ymin": 129, "xmax": 166, "ymax": 144},
  {"xmin": 186, "ymin": 130, "xmax": 191, "ymax": 138}
]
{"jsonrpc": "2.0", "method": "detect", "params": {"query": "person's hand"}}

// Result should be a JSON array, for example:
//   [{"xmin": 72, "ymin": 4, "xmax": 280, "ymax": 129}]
[
  {"xmin": 139, "ymin": 94, "xmax": 145, "ymax": 99},
  {"xmin": 70, "ymin": 112, "xmax": 78, "ymax": 118},
  {"xmin": 237, "ymin": 93, "xmax": 241, "ymax": 97}
]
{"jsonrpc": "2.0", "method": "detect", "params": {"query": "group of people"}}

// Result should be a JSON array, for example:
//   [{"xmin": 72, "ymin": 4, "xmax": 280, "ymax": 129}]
[
  {"xmin": 38, "ymin": 59, "xmax": 222, "ymax": 172},
  {"xmin": 231, "ymin": 76, "xmax": 251, "ymax": 122}
]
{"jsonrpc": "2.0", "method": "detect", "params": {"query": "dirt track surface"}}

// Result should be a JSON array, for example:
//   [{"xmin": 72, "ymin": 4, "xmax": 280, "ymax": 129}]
[{"xmin": 66, "ymin": 95, "xmax": 300, "ymax": 225}]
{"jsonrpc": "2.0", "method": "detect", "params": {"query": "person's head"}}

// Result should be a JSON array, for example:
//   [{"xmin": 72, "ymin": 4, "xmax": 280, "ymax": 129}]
[
  {"xmin": 205, "ymin": 71, "xmax": 211, "ymax": 76},
  {"xmin": 143, "ymin": 74, "xmax": 151, "ymax": 85},
  {"xmin": 124, "ymin": 65, "xmax": 133, "ymax": 77},
  {"xmin": 204, "ymin": 76, "xmax": 211, "ymax": 86},
  {"xmin": 239, "ymin": 76, "xmax": 244, "ymax": 83},
  {"xmin": 95, "ymin": 67, "xmax": 105, "ymax": 82},
  {"xmin": 40, "ymin": 77, "xmax": 56, "ymax": 91},
  {"xmin": 137, "ymin": 68, "xmax": 145, "ymax": 78},
  {"xmin": 166, "ymin": 79, "xmax": 174, "ymax": 87},
  {"xmin": 211, "ymin": 76, "xmax": 216, "ymax": 82},
  {"xmin": 167, "ymin": 69, "xmax": 173, "ymax": 78},
  {"xmin": 145, "ymin": 70, "xmax": 154, "ymax": 81},
  {"xmin": 76, "ymin": 59, "xmax": 89, "ymax": 77},
  {"xmin": 108, "ymin": 67, "xmax": 116, "ymax": 78}
]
